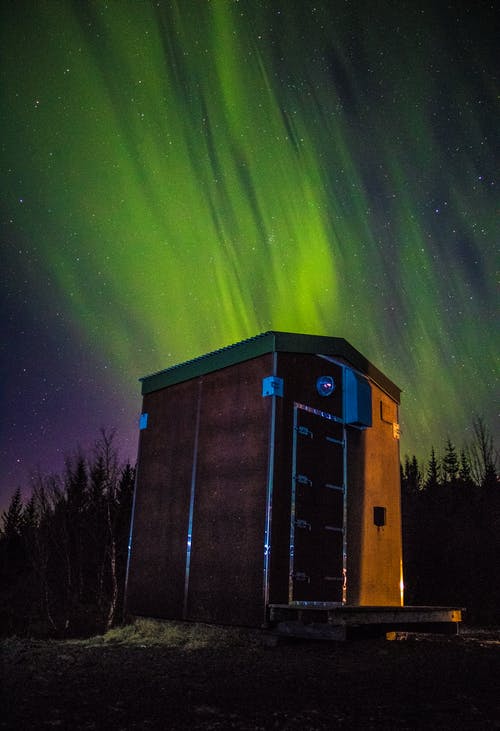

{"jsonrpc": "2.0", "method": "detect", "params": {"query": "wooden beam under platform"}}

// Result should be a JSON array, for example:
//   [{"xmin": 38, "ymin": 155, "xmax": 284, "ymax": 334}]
[{"xmin": 267, "ymin": 604, "xmax": 463, "ymax": 641}]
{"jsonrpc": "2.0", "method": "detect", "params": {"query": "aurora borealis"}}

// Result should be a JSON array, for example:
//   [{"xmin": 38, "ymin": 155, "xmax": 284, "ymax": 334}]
[{"xmin": 1, "ymin": 1, "xmax": 498, "ymax": 506}]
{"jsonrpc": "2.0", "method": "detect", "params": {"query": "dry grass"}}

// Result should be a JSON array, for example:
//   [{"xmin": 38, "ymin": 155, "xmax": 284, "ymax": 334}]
[{"xmin": 99, "ymin": 617, "xmax": 257, "ymax": 649}]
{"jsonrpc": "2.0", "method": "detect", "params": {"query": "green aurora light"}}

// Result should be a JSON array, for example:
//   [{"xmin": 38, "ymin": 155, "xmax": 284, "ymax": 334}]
[{"xmin": 1, "ymin": 1, "xmax": 498, "ymax": 461}]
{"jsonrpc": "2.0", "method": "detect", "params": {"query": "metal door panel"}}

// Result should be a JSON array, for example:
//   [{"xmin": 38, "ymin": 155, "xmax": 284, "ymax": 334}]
[{"xmin": 290, "ymin": 404, "xmax": 346, "ymax": 604}]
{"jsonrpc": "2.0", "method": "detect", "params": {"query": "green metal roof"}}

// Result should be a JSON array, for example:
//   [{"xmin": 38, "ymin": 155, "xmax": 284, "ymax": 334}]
[{"xmin": 140, "ymin": 331, "xmax": 401, "ymax": 402}]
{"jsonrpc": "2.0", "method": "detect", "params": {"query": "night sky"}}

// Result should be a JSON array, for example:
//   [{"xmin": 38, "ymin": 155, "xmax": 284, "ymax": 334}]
[{"xmin": 1, "ymin": 1, "xmax": 498, "ymax": 511}]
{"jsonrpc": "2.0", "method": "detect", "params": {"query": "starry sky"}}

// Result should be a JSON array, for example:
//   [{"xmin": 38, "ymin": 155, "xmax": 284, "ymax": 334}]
[{"xmin": 1, "ymin": 0, "xmax": 498, "ymax": 510}]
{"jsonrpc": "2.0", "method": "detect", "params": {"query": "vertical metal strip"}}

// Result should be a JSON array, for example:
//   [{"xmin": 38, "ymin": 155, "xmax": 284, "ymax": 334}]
[
  {"xmin": 263, "ymin": 351, "xmax": 278, "ymax": 620},
  {"xmin": 288, "ymin": 404, "xmax": 299, "ymax": 603},
  {"xmin": 342, "ymin": 365, "xmax": 348, "ymax": 604},
  {"xmin": 123, "ymin": 424, "xmax": 144, "ymax": 620},
  {"xmin": 342, "ymin": 427, "xmax": 348, "ymax": 604},
  {"xmin": 183, "ymin": 379, "xmax": 203, "ymax": 620}
]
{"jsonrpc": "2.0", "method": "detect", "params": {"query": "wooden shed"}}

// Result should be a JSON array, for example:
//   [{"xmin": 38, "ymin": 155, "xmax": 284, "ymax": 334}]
[{"xmin": 125, "ymin": 331, "xmax": 416, "ymax": 630}]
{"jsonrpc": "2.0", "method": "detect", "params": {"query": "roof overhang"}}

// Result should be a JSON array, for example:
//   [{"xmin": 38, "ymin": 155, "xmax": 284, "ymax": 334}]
[{"xmin": 140, "ymin": 331, "xmax": 401, "ymax": 402}]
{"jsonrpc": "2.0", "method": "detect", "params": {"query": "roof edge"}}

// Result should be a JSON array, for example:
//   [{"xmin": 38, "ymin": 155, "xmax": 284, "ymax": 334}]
[{"xmin": 140, "ymin": 331, "xmax": 401, "ymax": 402}]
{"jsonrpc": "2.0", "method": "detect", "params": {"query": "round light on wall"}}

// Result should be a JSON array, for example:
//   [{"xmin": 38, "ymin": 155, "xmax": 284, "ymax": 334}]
[{"xmin": 316, "ymin": 375, "xmax": 336, "ymax": 397}]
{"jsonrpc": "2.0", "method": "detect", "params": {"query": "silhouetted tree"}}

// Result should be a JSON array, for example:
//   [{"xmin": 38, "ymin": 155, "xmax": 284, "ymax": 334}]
[
  {"xmin": 1, "ymin": 488, "xmax": 23, "ymax": 539},
  {"xmin": 401, "ymin": 421, "xmax": 499, "ymax": 624},
  {"xmin": 0, "ymin": 489, "xmax": 27, "ymax": 634},
  {"xmin": 459, "ymin": 448, "xmax": 473, "ymax": 487},
  {"xmin": 402, "ymin": 455, "xmax": 422, "ymax": 494},
  {"xmin": 442, "ymin": 438, "xmax": 459, "ymax": 483},
  {"xmin": 0, "ymin": 431, "xmax": 135, "ymax": 638},
  {"xmin": 424, "ymin": 447, "xmax": 440, "ymax": 490},
  {"xmin": 469, "ymin": 416, "xmax": 498, "ymax": 487}
]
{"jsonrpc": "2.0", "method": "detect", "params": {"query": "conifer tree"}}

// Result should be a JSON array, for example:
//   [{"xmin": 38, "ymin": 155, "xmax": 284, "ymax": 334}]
[
  {"xmin": 459, "ymin": 448, "xmax": 473, "ymax": 486},
  {"xmin": 1, "ymin": 488, "xmax": 23, "ymax": 540},
  {"xmin": 424, "ymin": 447, "xmax": 440, "ymax": 490},
  {"xmin": 442, "ymin": 438, "xmax": 459, "ymax": 483},
  {"xmin": 402, "ymin": 455, "xmax": 422, "ymax": 493}
]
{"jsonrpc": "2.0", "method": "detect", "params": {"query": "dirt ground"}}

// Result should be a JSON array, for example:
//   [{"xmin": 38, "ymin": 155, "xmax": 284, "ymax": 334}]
[{"xmin": 1, "ymin": 623, "xmax": 500, "ymax": 730}]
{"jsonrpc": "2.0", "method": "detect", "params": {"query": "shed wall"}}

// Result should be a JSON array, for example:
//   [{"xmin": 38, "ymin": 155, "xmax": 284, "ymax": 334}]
[
  {"xmin": 184, "ymin": 355, "xmax": 273, "ymax": 626},
  {"xmin": 346, "ymin": 382, "xmax": 402, "ymax": 606},
  {"xmin": 127, "ymin": 354, "xmax": 273, "ymax": 626},
  {"xmin": 266, "ymin": 352, "xmax": 402, "ymax": 608},
  {"xmin": 127, "ymin": 344, "xmax": 403, "ymax": 625},
  {"xmin": 126, "ymin": 379, "xmax": 198, "ymax": 618}
]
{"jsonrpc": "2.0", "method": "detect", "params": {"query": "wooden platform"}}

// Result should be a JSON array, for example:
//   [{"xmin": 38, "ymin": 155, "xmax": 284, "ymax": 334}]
[{"xmin": 267, "ymin": 604, "xmax": 463, "ymax": 641}]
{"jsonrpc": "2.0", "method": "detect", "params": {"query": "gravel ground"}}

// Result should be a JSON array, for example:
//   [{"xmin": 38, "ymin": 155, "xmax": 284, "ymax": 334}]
[{"xmin": 1, "ymin": 624, "xmax": 500, "ymax": 730}]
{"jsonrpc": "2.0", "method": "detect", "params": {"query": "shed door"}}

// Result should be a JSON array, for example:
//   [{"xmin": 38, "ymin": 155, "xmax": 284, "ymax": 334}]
[{"xmin": 289, "ymin": 404, "xmax": 346, "ymax": 604}]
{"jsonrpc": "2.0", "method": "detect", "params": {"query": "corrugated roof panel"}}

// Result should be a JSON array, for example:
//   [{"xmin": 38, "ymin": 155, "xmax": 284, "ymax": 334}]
[{"xmin": 140, "ymin": 331, "xmax": 401, "ymax": 402}]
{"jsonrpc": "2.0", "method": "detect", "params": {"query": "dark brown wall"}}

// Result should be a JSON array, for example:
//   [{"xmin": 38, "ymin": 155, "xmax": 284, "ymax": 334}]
[
  {"xmin": 185, "ymin": 355, "xmax": 272, "ymax": 626},
  {"xmin": 126, "ymin": 379, "xmax": 198, "ymax": 618},
  {"xmin": 127, "ymin": 354, "xmax": 273, "ymax": 626}
]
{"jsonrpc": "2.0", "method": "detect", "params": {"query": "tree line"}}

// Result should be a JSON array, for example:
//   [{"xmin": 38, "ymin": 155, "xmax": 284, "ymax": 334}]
[
  {"xmin": 401, "ymin": 418, "xmax": 499, "ymax": 625},
  {"xmin": 0, "ymin": 431, "xmax": 134, "ymax": 637},
  {"xmin": 1, "ymin": 419, "xmax": 498, "ymax": 637}
]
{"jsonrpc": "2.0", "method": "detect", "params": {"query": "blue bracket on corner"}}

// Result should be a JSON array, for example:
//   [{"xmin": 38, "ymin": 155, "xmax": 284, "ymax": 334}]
[
  {"xmin": 139, "ymin": 413, "xmax": 148, "ymax": 430},
  {"xmin": 344, "ymin": 369, "xmax": 372, "ymax": 428},
  {"xmin": 262, "ymin": 376, "xmax": 284, "ymax": 398}
]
